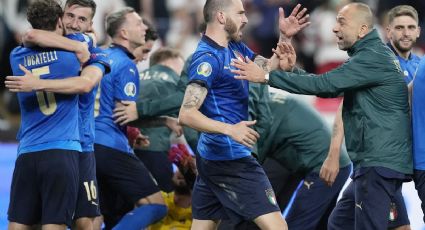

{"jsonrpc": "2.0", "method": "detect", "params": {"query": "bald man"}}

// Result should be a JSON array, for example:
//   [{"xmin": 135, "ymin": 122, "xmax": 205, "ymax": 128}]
[{"xmin": 232, "ymin": 3, "xmax": 412, "ymax": 230}]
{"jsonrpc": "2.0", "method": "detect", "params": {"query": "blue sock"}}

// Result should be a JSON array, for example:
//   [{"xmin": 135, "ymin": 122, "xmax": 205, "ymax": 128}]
[{"xmin": 112, "ymin": 204, "xmax": 167, "ymax": 230}]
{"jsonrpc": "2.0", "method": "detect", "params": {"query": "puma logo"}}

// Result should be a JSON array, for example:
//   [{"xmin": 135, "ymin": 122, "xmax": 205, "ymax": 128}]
[
  {"xmin": 304, "ymin": 181, "xmax": 314, "ymax": 189},
  {"xmin": 355, "ymin": 202, "xmax": 363, "ymax": 210}
]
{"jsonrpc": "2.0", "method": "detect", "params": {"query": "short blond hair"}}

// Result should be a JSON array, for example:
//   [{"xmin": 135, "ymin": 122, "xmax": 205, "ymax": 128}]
[{"xmin": 388, "ymin": 5, "xmax": 418, "ymax": 24}]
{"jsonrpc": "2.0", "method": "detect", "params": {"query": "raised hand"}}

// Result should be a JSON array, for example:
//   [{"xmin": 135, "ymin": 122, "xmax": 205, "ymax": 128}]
[
  {"xmin": 5, "ymin": 64, "xmax": 40, "ymax": 92},
  {"xmin": 278, "ymin": 4, "xmax": 310, "ymax": 40},
  {"xmin": 273, "ymin": 42, "xmax": 297, "ymax": 71},
  {"xmin": 227, "ymin": 120, "xmax": 259, "ymax": 148}
]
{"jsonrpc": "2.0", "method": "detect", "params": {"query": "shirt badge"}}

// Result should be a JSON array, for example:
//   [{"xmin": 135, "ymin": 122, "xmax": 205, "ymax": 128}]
[
  {"xmin": 197, "ymin": 62, "xmax": 212, "ymax": 77},
  {"xmin": 124, "ymin": 82, "xmax": 136, "ymax": 97},
  {"xmin": 403, "ymin": 70, "xmax": 409, "ymax": 77},
  {"xmin": 233, "ymin": 50, "xmax": 245, "ymax": 62}
]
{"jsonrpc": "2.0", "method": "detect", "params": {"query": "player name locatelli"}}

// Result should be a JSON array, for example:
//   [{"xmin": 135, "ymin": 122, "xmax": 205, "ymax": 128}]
[{"xmin": 23, "ymin": 51, "xmax": 58, "ymax": 67}]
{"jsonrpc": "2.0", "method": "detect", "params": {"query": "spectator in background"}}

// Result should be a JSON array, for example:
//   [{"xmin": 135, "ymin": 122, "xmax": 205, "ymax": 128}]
[
  {"xmin": 91, "ymin": 0, "xmax": 125, "ymax": 45},
  {"xmin": 140, "ymin": 0, "xmax": 170, "ymax": 42},
  {"xmin": 165, "ymin": 0, "xmax": 205, "ymax": 58},
  {"xmin": 250, "ymin": 0, "xmax": 284, "ymax": 57}
]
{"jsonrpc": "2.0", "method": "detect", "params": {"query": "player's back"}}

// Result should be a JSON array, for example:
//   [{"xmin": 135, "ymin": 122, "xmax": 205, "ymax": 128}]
[{"xmin": 10, "ymin": 45, "xmax": 81, "ymax": 154}]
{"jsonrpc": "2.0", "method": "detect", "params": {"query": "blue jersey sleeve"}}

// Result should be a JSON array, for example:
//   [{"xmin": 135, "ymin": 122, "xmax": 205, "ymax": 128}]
[
  {"xmin": 66, "ymin": 33, "xmax": 111, "ymax": 74},
  {"xmin": 188, "ymin": 53, "xmax": 221, "ymax": 88},
  {"xmin": 114, "ymin": 62, "xmax": 139, "ymax": 101},
  {"xmin": 66, "ymin": 33, "xmax": 94, "ymax": 50},
  {"xmin": 85, "ymin": 47, "xmax": 111, "ymax": 74}
]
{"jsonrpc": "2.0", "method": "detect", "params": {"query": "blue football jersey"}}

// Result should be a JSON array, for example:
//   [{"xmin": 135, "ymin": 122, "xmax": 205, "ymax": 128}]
[
  {"xmin": 94, "ymin": 44, "xmax": 139, "ymax": 154},
  {"xmin": 188, "ymin": 35, "xmax": 255, "ymax": 160},
  {"xmin": 67, "ymin": 33, "xmax": 110, "ymax": 153},
  {"xmin": 412, "ymin": 57, "xmax": 425, "ymax": 170},
  {"xmin": 10, "ymin": 44, "xmax": 82, "ymax": 155},
  {"xmin": 388, "ymin": 43, "xmax": 421, "ymax": 84}
]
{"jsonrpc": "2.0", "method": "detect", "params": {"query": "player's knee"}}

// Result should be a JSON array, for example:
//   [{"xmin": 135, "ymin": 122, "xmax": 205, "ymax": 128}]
[
  {"xmin": 8, "ymin": 222, "xmax": 33, "ymax": 230},
  {"xmin": 135, "ymin": 191, "xmax": 165, "ymax": 206},
  {"xmin": 390, "ymin": 225, "xmax": 412, "ymax": 230},
  {"xmin": 253, "ymin": 211, "xmax": 287, "ymax": 230},
  {"xmin": 73, "ymin": 217, "xmax": 94, "ymax": 230}
]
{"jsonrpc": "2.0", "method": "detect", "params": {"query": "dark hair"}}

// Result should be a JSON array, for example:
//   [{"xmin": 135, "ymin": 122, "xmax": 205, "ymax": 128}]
[
  {"xmin": 388, "ymin": 5, "xmax": 418, "ymax": 24},
  {"xmin": 143, "ymin": 18, "xmax": 158, "ymax": 42},
  {"xmin": 203, "ymin": 0, "xmax": 232, "ymax": 23},
  {"xmin": 65, "ymin": 0, "xmax": 97, "ymax": 19},
  {"xmin": 27, "ymin": 0, "xmax": 63, "ymax": 31},
  {"xmin": 149, "ymin": 47, "xmax": 183, "ymax": 67},
  {"xmin": 106, "ymin": 7, "xmax": 135, "ymax": 38},
  {"xmin": 198, "ymin": 22, "xmax": 207, "ymax": 33}
]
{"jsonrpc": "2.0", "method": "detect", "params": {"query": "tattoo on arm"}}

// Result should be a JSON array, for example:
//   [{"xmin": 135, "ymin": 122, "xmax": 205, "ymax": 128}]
[
  {"xmin": 332, "ymin": 102, "xmax": 344, "ymax": 138},
  {"xmin": 331, "ymin": 120, "xmax": 341, "ymax": 138},
  {"xmin": 182, "ymin": 83, "xmax": 208, "ymax": 109},
  {"xmin": 254, "ymin": 55, "xmax": 270, "ymax": 72}
]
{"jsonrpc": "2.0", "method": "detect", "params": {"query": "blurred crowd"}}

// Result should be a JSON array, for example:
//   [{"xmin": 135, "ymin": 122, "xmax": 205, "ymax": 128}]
[{"xmin": 1, "ymin": 0, "xmax": 424, "ymax": 141}]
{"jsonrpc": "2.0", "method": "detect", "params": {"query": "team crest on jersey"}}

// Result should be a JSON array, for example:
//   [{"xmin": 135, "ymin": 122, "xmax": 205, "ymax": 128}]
[
  {"xmin": 197, "ymin": 62, "xmax": 212, "ymax": 77},
  {"xmin": 124, "ymin": 82, "xmax": 136, "ymax": 97},
  {"xmin": 403, "ymin": 70, "xmax": 409, "ymax": 77},
  {"xmin": 393, "ymin": 60, "xmax": 402, "ymax": 73},
  {"xmin": 233, "ymin": 50, "xmax": 245, "ymax": 62},
  {"xmin": 265, "ymin": 188, "xmax": 277, "ymax": 206}
]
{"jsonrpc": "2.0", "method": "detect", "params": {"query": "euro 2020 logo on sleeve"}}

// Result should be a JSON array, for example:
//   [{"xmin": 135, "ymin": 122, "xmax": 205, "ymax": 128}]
[
  {"xmin": 124, "ymin": 82, "xmax": 136, "ymax": 97},
  {"xmin": 197, "ymin": 62, "xmax": 212, "ymax": 77}
]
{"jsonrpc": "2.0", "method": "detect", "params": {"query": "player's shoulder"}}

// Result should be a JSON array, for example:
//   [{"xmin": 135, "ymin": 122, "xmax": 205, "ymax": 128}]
[
  {"xmin": 10, "ymin": 45, "xmax": 26, "ymax": 57},
  {"xmin": 411, "ymin": 53, "xmax": 422, "ymax": 64},
  {"xmin": 66, "ymin": 33, "xmax": 92, "ymax": 43}
]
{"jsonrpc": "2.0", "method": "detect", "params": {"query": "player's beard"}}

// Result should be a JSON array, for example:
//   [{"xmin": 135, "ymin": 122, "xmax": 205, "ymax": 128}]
[
  {"xmin": 393, "ymin": 37, "xmax": 416, "ymax": 53},
  {"xmin": 225, "ymin": 18, "xmax": 243, "ymax": 42}
]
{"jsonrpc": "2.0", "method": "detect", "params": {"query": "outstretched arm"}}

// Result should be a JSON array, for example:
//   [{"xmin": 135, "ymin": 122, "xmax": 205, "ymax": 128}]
[
  {"xmin": 178, "ymin": 82, "xmax": 259, "ymax": 148},
  {"xmin": 23, "ymin": 29, "xmax": 89, "ymax": 63},
  {"xmin": 5, "ymin": 64, "xmax": 103, "ymax": 94}
]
